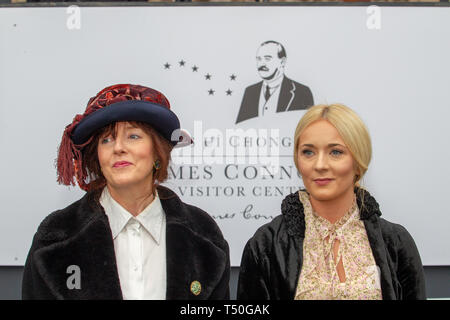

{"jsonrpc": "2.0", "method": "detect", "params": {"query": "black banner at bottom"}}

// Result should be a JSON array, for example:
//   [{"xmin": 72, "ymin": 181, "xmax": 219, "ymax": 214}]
[{"xmin": 2, "ymin": 300, "xmax": 447, "ymax": 318}]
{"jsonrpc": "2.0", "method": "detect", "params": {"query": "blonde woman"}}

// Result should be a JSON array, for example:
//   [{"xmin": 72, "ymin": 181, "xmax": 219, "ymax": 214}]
[{"xmin": 237, "ymin": 104, "xmax": 425, "ymax": 300}]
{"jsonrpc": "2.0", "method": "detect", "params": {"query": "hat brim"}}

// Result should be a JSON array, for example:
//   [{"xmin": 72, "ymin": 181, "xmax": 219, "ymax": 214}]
[{"xmin": 71, "ymin": 100, "xmax": 182, "ymax": 146}]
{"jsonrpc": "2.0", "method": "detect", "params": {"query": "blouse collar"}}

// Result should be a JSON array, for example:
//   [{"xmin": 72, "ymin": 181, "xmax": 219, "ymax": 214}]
[
  {"xmin": 298, "ymin": 190, "xmax": 359, "ymax": 240},
  {"xmin": 282, "ymin": 187, "xmax": 382, "ymax": 238},
  {"xmin": 99, "ymin": 187, "xmax": 165, "ymax": 244}
]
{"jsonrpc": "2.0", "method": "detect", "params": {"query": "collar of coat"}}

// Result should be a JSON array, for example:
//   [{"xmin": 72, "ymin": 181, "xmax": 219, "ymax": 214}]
[
  {"xmin": 31, "ymin": 185, "xmax": 228, "ymax": 300},
  {"xmin": 281, "ymin": 187, "xmax": 382, "ymax": 238}
]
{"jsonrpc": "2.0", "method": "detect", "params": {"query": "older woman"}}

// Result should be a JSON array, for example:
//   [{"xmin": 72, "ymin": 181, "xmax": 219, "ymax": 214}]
[
  {"xmin": 23, "ymin": 84, "xmax": 230, "ymax": 300},
  {"xmin": 237, "ymin": 104, "xmax": 426, "ymax": 300}
]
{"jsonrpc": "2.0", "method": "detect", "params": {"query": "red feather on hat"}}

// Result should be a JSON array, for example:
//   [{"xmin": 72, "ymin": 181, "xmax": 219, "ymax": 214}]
[{"xmin": 56, "ymin": 84, "xmax": 171, "ymax": 191}]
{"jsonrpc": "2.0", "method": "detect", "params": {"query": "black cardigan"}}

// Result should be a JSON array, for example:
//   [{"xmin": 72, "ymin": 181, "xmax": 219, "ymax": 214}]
[
  {"xmin": 22, "ymin": 186, "xmax": 230, "ymax": 300},
  {"xmin": 237, "ymin": 188, "xmax": 426, "ymax": 300}
]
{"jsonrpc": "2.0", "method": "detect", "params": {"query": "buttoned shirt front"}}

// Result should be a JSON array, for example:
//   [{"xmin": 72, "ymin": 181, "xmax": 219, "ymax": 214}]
[{"xmin": 100, "ymin": 187, "xmax": 167, "ymax": 300}]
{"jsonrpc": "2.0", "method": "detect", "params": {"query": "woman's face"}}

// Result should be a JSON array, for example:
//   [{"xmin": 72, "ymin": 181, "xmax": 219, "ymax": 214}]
[
  {"xmin": 97, "ymin": 122, "xmax": 155, "ymax": 191},
  {"xmin": 297, "ymin": 119, "xmax": 357, "ymax": 202}
]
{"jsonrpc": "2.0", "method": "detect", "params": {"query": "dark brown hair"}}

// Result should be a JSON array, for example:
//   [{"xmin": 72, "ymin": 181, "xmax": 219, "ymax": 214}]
[{"xmin": 82, "ymin": 121, "xmax": 173, "ymax": 191}]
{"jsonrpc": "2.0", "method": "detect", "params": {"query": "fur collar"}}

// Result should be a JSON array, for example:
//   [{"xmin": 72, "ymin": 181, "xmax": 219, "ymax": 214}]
[
  {"xmin": 29, "ymin": 185, "xmax": 229, "ymax": 299},
  {"xmin": 281, "ymin": 187, "xmax": 382, "ymax": 238}
]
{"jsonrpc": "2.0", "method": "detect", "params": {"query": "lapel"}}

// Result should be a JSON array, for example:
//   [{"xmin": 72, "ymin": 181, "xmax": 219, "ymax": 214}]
[
  {"xmin": 276, "ymin": 76, "xmax": 296, "ymax": 113},
  {"xmin": 285, "ymin": 234, "xmax": 304, "ymax": 299},
  {"xmin": 281, "ymin": 192, "xmax": 305, "ymax": 299},
  {"xmin": 356, "ymin": 187, "xmax": 397, "ymax": 299},
  {"xmin": 159, "ymin": 186, "xmax": 228, "ymax": 300},
  {"xmin": 33, "ymin": 193, "xmax": 123, "ymax": 299},
  {"xmin": 363, "ymin": 216, "xmax": 397, "ymax": 300}
]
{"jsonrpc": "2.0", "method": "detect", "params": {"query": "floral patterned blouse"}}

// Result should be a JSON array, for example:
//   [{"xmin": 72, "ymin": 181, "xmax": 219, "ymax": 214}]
[{"xmin": 295, "ymin": 191, "xmax": 382, "ymax": 300}]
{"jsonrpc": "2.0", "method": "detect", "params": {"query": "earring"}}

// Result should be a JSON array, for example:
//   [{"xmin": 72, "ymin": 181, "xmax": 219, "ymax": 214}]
[{"xmin": 153, "ymin": 159, "xmax": 161, "ymax": 171}]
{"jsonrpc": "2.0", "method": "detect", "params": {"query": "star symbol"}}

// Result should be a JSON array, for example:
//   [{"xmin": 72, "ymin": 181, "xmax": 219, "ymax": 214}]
[
  {"xmin": 226, "ymin": 89, "xmax": 232, "ymax": 96},
  {"xmin": 230, "ymin": 74, "xmax": 237, "ymax": 81},
  {"xmin": 208, "ymin": 89, "xmax": 215, "ymax": 96},
  {"xmin": 192, "ymin": 65, "xmax": 199, "ymax": 72},
  {"xmin": 179, "ymin": 60, "xmax": 186, "ymax": 67},
  {"xmin": 164, "ymin": 63, "xmax": 171, "ymax": 69},
  {"xmin": 205, "ymin": 73, "xmax": 212, "ymax": 80}
]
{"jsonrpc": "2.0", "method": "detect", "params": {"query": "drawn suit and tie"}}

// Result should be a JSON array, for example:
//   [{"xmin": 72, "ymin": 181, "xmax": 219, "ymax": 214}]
[{"xmin": 236, "ymin": 41, "xmax": 314, "ymax": 124}]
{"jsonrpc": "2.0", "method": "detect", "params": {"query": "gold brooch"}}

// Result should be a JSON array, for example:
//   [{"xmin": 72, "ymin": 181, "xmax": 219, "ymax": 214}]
[{"xmin": 190, "ymin": 280, "xmax": 201, "ymax": 296}]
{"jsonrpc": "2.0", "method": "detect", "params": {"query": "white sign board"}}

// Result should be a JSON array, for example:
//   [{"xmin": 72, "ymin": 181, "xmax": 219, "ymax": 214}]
[{"xmin": 0, "ymin": 5, "xmax": 449, "ymax": 266}]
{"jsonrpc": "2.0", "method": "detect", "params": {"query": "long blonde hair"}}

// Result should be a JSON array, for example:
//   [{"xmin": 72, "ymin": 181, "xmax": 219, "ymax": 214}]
[{"xmin": 293, "ymin": 104, "xmax": 372, "ymax": 185}]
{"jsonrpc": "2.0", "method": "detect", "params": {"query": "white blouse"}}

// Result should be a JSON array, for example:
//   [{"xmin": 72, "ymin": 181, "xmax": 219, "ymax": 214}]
[{"xmin": 100, "ymin": 187, "xmax": 167, "ymax": 300}]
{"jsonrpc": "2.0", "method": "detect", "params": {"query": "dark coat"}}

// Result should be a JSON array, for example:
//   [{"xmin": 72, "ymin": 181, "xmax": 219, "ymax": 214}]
[
  {"xmin": 235, "ymin": 76, "xmax": 314, "ymax": 124},
  {"xmin": 237, "ymin": 188, "xmax": 426, "ymax": 300},
  {"xmin": 22, "ymin": 186, "xmax": 230, "ymax": 300}
]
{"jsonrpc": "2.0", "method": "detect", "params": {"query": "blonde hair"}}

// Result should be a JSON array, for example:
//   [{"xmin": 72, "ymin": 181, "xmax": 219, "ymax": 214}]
[{"xmin": 293, "ymin": 104, "xmax": 372, "ymax": 185}]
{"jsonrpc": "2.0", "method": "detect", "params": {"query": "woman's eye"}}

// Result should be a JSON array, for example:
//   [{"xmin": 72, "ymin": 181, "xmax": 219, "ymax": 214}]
[
  {"xmin": 302, "ymin": 150, "xmax": 314, "ymax": 156},
  {"xmin": 331, "ymin": 149, "xmax": 343, "ymax": 156},
  {"xmin": 129, "ymin": 134, "xmax": 140, "ymax": 140},
  {"xmin": 100, "ymin": 137, "xmax": 112, "ymax": 144}
]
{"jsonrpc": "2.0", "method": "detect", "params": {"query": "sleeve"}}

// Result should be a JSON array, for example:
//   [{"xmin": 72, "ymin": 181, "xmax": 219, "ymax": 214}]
[
  {"xmin": 22, "ymin": 232, "xmax": 54, "ymax": 300},
  {"xmin": 237, "ymin": 239, "xmax": 270, "ymax": 300},
  {"xmin": 395, "ymin": 224, "xmax": 427, "ymax": 300}
]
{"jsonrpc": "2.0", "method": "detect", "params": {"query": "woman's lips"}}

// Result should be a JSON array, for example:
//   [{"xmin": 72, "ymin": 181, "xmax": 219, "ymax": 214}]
[
  {"xmin": 314, "ymin": 178, "xmax": 333, "ymax": 186},
  {"xmin": 113, "ymin": 161, "xmax": 132, "ymax": 168}
]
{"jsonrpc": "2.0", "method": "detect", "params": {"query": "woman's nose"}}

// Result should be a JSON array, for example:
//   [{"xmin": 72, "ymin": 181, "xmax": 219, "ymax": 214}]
[
  {"xmin": 113, "ymin": 135, "xmax": 126, "ymax": 154},
  {"xmin": 314, "ymin": 152, "xmax": 329, "ymax": 171}
]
